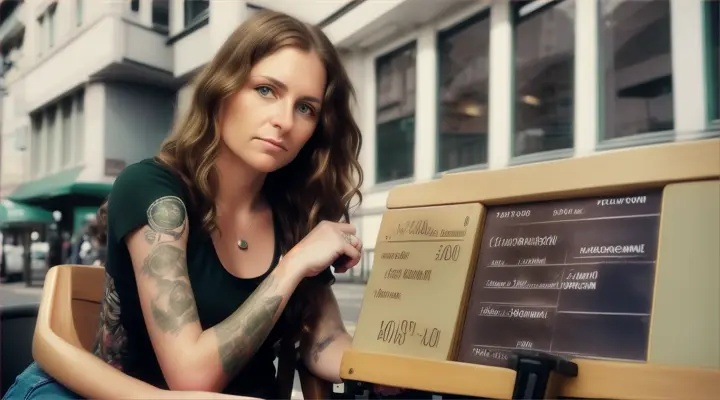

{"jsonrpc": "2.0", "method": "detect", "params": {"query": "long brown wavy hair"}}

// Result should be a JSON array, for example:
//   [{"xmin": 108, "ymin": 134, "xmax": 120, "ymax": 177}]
[{"xmin": 156, "ymin": 11, "xmax": 363, "ymax": 337}]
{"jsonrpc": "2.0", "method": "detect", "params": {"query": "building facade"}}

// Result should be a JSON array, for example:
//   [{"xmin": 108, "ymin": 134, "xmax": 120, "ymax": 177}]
[
  {"xmin": 1, "ymin": 0, "xmax": 718, "ymax": 278},
  {"xmin": 327, "ymin": 0, "xmax": 719, "ymax": 280},
  {"xmin": 0, "ymin": 0, "xmax": 178, "ymax": 234}
]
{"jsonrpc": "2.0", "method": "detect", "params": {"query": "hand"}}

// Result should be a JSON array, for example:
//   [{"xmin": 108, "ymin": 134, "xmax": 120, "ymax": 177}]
[{"xmin": 282, "ymin": 221, "xmax": 363, "ymax": 279}]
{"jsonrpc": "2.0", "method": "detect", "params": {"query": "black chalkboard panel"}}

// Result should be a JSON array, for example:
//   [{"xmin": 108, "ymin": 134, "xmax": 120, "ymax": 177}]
[{"xmin": 456, "ymin": 190, "xmax": 662, "ymax": 367}]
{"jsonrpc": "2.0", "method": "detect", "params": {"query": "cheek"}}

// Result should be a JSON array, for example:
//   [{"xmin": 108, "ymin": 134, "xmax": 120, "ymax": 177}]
[
  {"xmin": 291, "ymin": 123, "xmax": 317, "ymax": 150},
  {"xmin": 221, "ymin": 92, "xmax": 255, "ymax": 136}
]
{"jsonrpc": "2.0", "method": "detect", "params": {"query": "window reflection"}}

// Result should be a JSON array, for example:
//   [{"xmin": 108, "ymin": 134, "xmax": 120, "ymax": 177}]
[
  {"xmin": 708, "ymin": 0, "xmax": 720, "ymax": 121},
  {"xmin": 437, "ymin": 12, "xmax": 490, "ymax": 172},
  {"xmin": 601, "ymin": 0, "xmax": 674, "ymax": 140},
  {"xmin": 375, "ymin": 43, "xmax": 416, "ymax": 183},
  {"xmin": 513, "ymin": 0, "xmax": 575, "ymax": 157}
]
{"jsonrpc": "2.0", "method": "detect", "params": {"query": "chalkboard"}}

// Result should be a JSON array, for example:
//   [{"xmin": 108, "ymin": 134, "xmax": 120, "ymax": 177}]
[{"xmin": 456, "ymin": 191, "xmax": 662, "ymax": 367}]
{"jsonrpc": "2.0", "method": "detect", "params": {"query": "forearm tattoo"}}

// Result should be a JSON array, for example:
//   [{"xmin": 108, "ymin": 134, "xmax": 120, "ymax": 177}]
[
  {"xmin": 214, "ymin": 276, "xmax": 283, "ymax": 376},
  {"xmin": 142, "ymin": 196, "xmax": 199, "ymax": 334},
  {"xmin": 310, "ymin": 327, "xmax": 343, "ymax": 363}
]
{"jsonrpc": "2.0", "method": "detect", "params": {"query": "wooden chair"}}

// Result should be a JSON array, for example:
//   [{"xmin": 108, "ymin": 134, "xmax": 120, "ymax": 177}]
[{"xmin": 32, "ymin": 264, "xmax": 332, "ymax": 399}]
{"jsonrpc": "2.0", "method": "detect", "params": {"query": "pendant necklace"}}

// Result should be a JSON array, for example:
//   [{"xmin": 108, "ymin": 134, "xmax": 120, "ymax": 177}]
[{"xmin": 236, "ymin": 213, "xmax": 257, "ymax": 251}]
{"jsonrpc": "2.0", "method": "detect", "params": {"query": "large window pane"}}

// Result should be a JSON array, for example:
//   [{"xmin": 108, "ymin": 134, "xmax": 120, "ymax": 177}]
[
  {"xmin": 375, "ymin": 43, "xmax": 416, "ymax": 183},
  {"xmin": 153, "ymin": 0, "xmax": 170, "ymax": 29},
  {"xmin": 184, "ymin": 0, "xmax": 209, "ymax": 27},
  {"xmin": 601, "ymin": 0, "xmax": 673, "ymax": 140},
  {"xmin": 708, "ymin": 0, "xmax": 720, "ymax": 121},
  {"xmin": 437, "ymin": 12, "xmax": 490, "ymax": 172},
  {"xmin": 61, "ymin": 100, "xmax": 72, "ymax": 167},
  {"xmin": 513, "ymin": 0, "xmax": 575, "ymax": 157}
]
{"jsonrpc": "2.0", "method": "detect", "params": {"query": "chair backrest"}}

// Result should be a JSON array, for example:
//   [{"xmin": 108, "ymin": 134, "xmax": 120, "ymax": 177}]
[
  {"xmin": 33, "ymin": 265, "xmax": 169, "ymax": 398},
  {"xmin": 33, "ymin": 264, "xmax": 331, "ymax": 399}
]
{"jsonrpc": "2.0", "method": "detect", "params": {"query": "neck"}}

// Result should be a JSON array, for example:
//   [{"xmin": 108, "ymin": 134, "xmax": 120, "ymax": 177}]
[{"xmin": 214, "ymin": 145, "xmax": 266, "ymax": 215}]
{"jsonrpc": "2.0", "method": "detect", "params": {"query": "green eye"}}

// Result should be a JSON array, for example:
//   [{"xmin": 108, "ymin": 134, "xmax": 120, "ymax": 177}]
[{"xmin": 297, "ymin": 103, "xmax": 312, "ymax": 115}]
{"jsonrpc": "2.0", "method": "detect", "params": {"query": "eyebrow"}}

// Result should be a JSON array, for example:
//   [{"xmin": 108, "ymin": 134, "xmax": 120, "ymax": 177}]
[{"xmin": 259, "ymin": 75, "xmax": 323, "ymax": 104}]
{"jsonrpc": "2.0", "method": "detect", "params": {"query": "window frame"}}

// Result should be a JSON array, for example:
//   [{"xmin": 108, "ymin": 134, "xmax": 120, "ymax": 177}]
[
  {"xmin": 374, "ymin": 40, "xmax": 418, "ymax": 186},
  {"xmin": 435, "ymin": 9, "xmax": 492, "ymax": 174},
  {"xmin": 509, "ymin": 0, "xmax": 577, "ymax": 163},
  {"xmin": 595, "ymin": 0, "xmax": 676, "ymax": 151}
]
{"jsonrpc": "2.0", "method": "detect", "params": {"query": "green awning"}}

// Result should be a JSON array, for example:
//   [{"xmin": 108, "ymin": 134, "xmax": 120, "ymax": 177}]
[
  {"xmin": 0, "ymin": 199, "xmax": 54, "ymax": 228},
  {"xmin": 8, "ymin": 167, "xmax": 113, "ymax": 202}
]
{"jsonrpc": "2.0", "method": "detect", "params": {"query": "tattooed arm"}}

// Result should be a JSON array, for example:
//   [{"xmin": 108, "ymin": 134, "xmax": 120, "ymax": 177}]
[
  {"xmin": 126, "ymin": 196, "xmax": 303, "ymax": 392},
  {"xmin": 299, "ymin": 285, "xmax": 352, "ymax": 383}
]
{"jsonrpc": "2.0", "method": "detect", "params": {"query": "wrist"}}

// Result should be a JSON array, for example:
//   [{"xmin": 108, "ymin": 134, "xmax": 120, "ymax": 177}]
[{"xmin": 273, "ymin": 256, "xmax": 304, "ymax": 288}]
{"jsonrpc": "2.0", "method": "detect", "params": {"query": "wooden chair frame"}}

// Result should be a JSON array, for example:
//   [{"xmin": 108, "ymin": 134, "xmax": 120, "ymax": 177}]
[{"xmin": 32, "ymin": 265, "xmax": 331, "ymax": 399}]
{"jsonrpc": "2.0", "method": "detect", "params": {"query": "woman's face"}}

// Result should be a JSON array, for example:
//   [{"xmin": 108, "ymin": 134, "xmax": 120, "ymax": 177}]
[{"xmin": 219, "ymin": 47, "xmax": 327, "ymax": 173}]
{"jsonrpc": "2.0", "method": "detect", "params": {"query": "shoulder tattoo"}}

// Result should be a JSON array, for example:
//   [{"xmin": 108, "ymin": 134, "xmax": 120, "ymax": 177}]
[{"xmin": 146, "ymin": 196, "xmax": 187, "ymax": 240}]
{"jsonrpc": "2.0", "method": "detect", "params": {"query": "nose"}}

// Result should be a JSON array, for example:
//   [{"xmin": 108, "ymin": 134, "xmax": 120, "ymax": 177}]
[{"xmin": 270, "ymin": 100, "xmax": 294, "ymax": 132}]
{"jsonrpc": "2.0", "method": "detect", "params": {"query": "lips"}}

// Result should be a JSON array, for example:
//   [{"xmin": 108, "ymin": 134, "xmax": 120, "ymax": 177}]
[{"xmin": 258, "ymin": 137, "xmax": 287, "ymax": 151}]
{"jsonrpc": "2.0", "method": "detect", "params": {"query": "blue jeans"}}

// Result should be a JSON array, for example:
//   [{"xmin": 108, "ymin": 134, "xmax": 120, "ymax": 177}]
[{"xmin": 3, "ymin": 362, "xmax": 81, "ymax": 400}]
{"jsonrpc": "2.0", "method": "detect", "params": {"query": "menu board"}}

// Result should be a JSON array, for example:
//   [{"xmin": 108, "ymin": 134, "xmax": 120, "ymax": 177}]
[
  {"xmin": 352, "ymin": 203, "xmax": 483, "ymax": 360},
  {"xmin": 456, "ymin": 190, "xmax": 662, "ymax": 367}
]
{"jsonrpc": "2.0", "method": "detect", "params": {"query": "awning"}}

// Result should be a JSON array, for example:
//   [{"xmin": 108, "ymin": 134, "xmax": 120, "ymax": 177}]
[
  {"xmin": 0, "ymin": 199, "xmax": 54, "ymax": 228},
  {"xmin": 8, "ymin": 167, "xmax": 113, "ymax": 203}
]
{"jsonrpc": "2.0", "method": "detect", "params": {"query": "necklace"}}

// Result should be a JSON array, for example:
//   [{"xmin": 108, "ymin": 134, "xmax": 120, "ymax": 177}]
[{"xmin": 236, "ymin": 211, "xmax": 258, "ymax": 251}]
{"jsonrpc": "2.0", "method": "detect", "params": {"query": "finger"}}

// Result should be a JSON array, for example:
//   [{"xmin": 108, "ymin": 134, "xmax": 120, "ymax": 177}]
[
  {"xmin": 333, "ymin": 222, "xmax": 357, "ymax": 235},
  {"xmin": 341, "ymin": 232, "xmax": 361, "ymax": 249},
  {"xmin": 334, "ymin": 241, "xmax": 361, "ymax": 272}
]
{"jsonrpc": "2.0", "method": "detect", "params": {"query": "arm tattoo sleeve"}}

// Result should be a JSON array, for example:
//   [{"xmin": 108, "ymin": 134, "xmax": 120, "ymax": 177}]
[
  {"xmin": 141, "ymin": 196, "xmax": 199, "ymax": 335},
  {"xmin": 143, "ymin": 195, "xmax": 284, "ymax": 379},
  {"xmin": 214, "ymin": 275, "xmax": 283, "ymax": 376}
]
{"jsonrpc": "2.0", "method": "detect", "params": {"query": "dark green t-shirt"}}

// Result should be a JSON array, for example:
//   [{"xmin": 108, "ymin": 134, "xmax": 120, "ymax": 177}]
[{"xmin": 105, "ymin": 159, "xmax": 332, "ymax": 397}]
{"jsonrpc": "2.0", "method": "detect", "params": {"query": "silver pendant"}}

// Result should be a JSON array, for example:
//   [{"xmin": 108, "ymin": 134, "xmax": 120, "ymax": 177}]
[{"xmin": 237, "ymin": 239, "xmax": 249, "ymax": 250}]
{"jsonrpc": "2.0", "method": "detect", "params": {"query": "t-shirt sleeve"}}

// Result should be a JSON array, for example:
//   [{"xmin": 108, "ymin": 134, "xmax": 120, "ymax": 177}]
[{"xmin": 108, "ymin": 161, "xmax": 188, "ymax": 243}]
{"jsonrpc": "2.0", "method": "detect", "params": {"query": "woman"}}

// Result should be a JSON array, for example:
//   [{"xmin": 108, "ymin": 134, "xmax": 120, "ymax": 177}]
[{"xmin": 5, "ymin": 10, "xmax": 374, "ymax": 399}]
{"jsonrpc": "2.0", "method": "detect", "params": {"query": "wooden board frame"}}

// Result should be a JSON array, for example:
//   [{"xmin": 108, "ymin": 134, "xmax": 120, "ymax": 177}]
[
  {"xmin": 387, "ymin": 139, "xmax": 720, "ymax": 209},
  {"xmin": 341, "ymin": 139, "xmax": 720, "ymax": 399}
]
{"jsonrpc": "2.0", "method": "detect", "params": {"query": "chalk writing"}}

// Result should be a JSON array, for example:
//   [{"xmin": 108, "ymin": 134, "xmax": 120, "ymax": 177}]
[{"xmin": 489, "ymin": 235, "xmax": 558, "ymax": 248}]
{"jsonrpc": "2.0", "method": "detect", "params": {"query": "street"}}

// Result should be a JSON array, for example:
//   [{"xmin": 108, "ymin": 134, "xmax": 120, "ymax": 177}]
[{"xmin": 0, "ymin": 280, "xmax": 367, "ymax": 399}]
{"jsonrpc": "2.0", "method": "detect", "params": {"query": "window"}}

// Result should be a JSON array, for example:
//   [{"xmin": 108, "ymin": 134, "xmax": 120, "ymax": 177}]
[
  {"xmin": 30, "ymin": 115, "xmax": 42, "ymax": 178},
  {"xmin": 513, "ymin": 0, "xmax": 575, "ymax": 157},
  {"xmin": 47, "ymin": 7, "xmax": 56, "ymax": 48},
  {"xmin": 61, "ymin": 100, "xmax": 72, "ymax": 167},
  {"xmin": 375, "ymin": 43, "xmax": 416, "ymax": 184},
  {"xmin": 153, "ymin": 0, "xmax": 170, "ymax": 29},
  {"xmin": 75, "ymin": 91, "xmax": 85, "ymax": 164},
  {"xmin": 437, "ymin": 12, "xmax": 490, "ymax": 172},
  {"xmin": 37, "ymin": 16, "xmax": 44, "ymax": 56},
  {"xmin": 707, "ymin": 0, "xmax": 720, "ymax": 121},
  {"xmin": 601, "ymin": 0, "xmax": 673, "ymax": 140},
  {"xmin": 130, "ymin": 0, "xmax": 140, "ymax": 12},
  {"xmin": 46, "ymin": 106, "xmax": 57, "ymax": 171},
  {"xmin": 76, "ymin": 0, "xmax": 83, "ymax": 26},
  {"xmin": 184, "ymin": 0, "xmax": 209, "ymax": 27}
]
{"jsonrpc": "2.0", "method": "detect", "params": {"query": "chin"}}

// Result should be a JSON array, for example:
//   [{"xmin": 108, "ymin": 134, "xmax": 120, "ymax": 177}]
[{"xmin": 242, "ymin": 152, "xmax": 290, "ymax": 173}]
